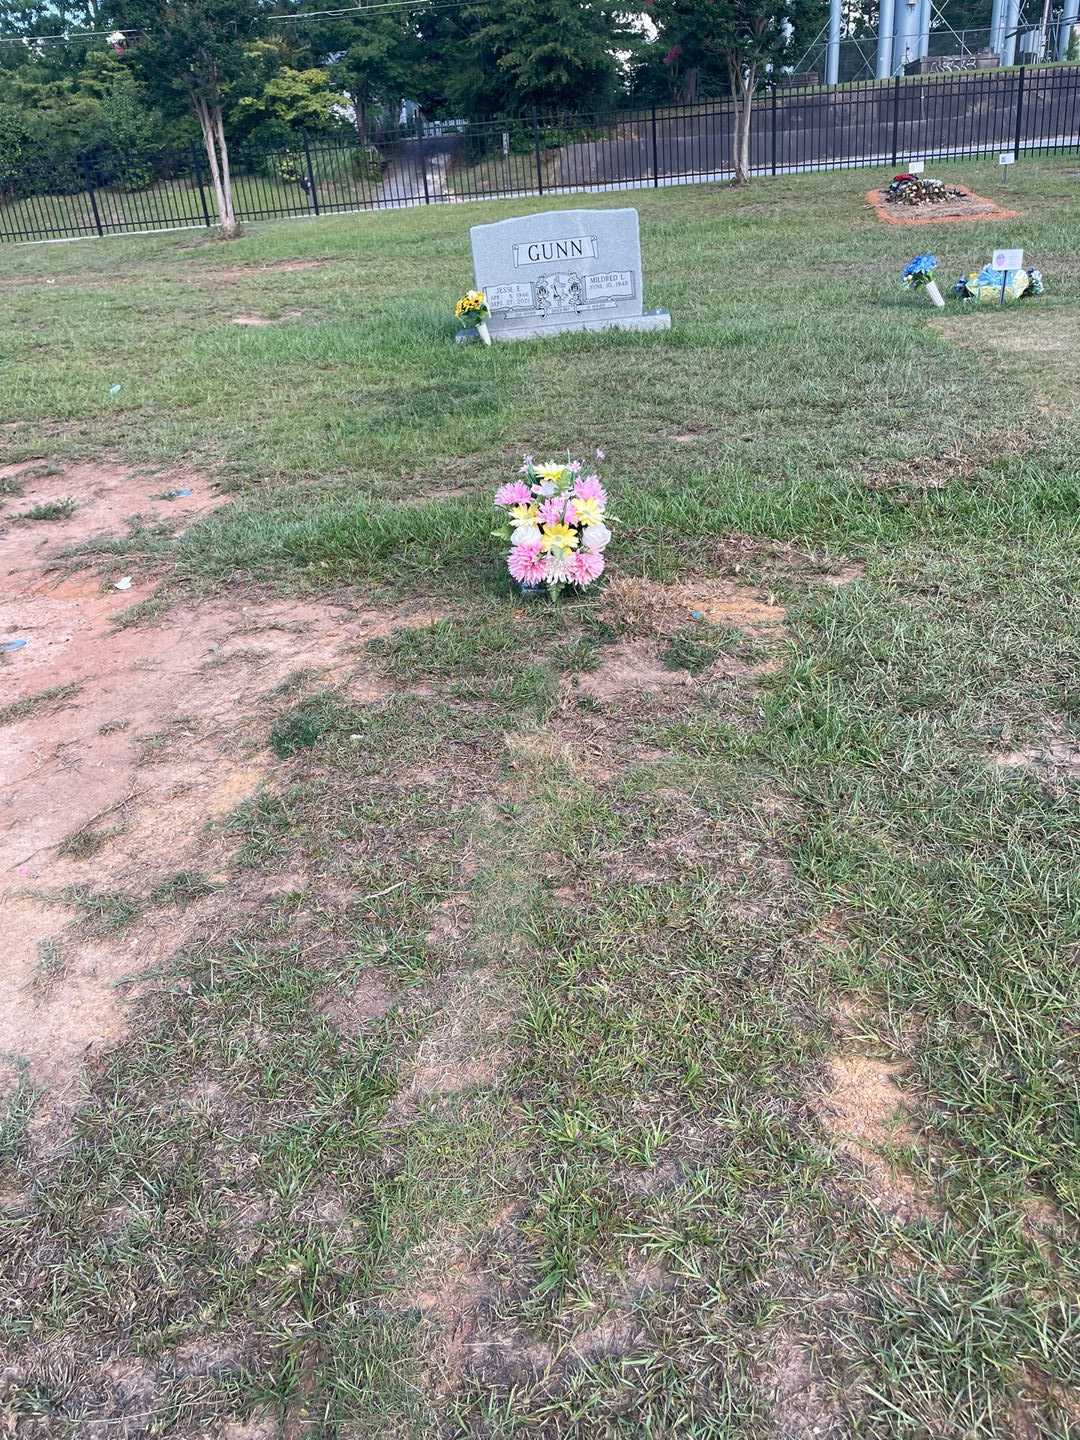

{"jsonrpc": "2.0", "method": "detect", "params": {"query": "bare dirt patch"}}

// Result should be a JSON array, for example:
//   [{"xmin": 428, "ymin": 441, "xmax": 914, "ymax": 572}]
[
  {"xmin": 230, "ymin": 310, "xmax": 305, "ymax": 326},
  {"xmin": 0, "ymin": 462, "xmax": 449, "ymax": 1121},
  {"xmin": 602, "ymin": 576, "xmax": 786, "ymax": 641},
  {"xmin": 189, "ymin": 259, "xmax": 329, "ymax": 284},
  {"xmin": 760, "ymin": 1321, "xmax": 843, "ymax": 1440},
  {"xmin": 395, "ymin": 967, "xmax": 512, "ymax": 1107},
  {"xmin": 861, "ymin": 423, "xmax": 1041, "ymax": 494},
  {"xmin": 993, "ymin": 730, "xmax": 1080, "ymax": 788},
  {"xmin": 0, "ymin": 461, "xmax": 224, "ymax": 580},
  {"xmin": 576, "ymin": 637, "xmax": 696, "ymax": 704},
  {"xmin": 822, "ymin": 1049, "xmax": 927, "ymax": 1216},
  {"xmin": 316, "ymin": 969, "xmax": 397, "ymax": 1037},
  {"xmin": 866, "ymin": 184, "xmax": 1020, "ymax": 226}
]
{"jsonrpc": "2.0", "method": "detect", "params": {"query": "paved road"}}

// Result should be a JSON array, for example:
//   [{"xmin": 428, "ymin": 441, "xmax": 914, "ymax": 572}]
[{"xmin": 372, "ymin": 136, "xmax": 460, "ymax": 209}]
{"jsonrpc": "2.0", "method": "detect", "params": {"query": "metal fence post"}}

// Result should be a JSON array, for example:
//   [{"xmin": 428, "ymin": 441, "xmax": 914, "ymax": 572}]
[
  {"xmin": 771, "ymin": 86, "xmax": 778, "ymax": 176},
  {"xmin": 890, "ymin": 74, "xmax": 901, "ymax": 168},
  {"xmin": 82, "ymin": 160, "xmax": 105, "ymax": 237},
  {"xmin": 301, "ymin": 133, "xmax": 320, "ymax": 215},
  {"xmin": 651, "ymin": 106, "xmax": 659, "ymax": 186},
  {"xmin": 532, "ymin": 110, "xmax": 545, "ymax": 195},
  {"xmin": 417, "ymin": 114, "xmax": 431, "ymax": 204},
  {"xmin": 189, "ymin": 143, "xmax": 212, "ymax": 227},
  {"xmin": 1012, "ymin": 65, "xmax": 1026, "ymax": 161}
]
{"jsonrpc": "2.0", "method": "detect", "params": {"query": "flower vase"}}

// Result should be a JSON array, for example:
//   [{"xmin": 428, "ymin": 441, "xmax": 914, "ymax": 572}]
[
  {"xmin": 476, "ymin": 319, "xmax": 492, "ymax": 346},
  {"xmin": 513, "ymin": 579, "xmax": 546, "ymax": 601},
  {"xmin": 924, "ymin": 280, "xmax": 945, "ymax": 309}
]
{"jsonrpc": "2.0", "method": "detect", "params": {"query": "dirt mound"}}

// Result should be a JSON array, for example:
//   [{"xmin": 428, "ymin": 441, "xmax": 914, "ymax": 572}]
[{"xmin": 866, "ymin": 184, "xmax": 1020, "ymax": 226}]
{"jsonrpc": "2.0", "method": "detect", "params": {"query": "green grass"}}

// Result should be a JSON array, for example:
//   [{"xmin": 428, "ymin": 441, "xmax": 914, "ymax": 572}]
[
  {"xmin": 1, "ymin": 157, "xmax": 1078, "ymax": 1437},
  {"xmin": 14, "ymin": 497, "xmax": 77, "ymax": 522},
  {"xmin": 0, "ymin": 682, "xmax": 81, "ymax": 728}
]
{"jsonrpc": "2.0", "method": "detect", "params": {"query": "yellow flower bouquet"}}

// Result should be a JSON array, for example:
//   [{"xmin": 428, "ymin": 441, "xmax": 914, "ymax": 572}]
[{"xmin": 454, "ymin": 289, "xmax": 491, "ymax": 345}]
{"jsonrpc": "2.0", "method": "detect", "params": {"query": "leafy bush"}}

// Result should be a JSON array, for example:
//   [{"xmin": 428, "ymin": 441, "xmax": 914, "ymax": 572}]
[
  {"xmin": 0, "ymin": 106, "xmax": 28, "ymax": 196},
  {"xmin": 351, "ymin": 144, "xmax": 382, "ymax": 182}
]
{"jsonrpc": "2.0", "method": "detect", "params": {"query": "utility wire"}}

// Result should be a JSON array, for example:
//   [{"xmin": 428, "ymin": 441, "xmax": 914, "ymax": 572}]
[{"xmin": 0, "ymin": 0, "xmax": 475, "ymax": 44}]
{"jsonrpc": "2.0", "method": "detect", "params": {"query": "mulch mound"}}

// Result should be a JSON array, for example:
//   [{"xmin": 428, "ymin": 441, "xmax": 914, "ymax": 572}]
[{"xmin": 866, "ymin": 184, "xmax": 1020, "ymax": 226}]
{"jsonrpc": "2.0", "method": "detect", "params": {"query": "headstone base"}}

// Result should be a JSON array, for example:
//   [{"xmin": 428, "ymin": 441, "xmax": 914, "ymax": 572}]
[{"xmin": 456, "ymin": 309, "xmax": 671, "ymax": 345}]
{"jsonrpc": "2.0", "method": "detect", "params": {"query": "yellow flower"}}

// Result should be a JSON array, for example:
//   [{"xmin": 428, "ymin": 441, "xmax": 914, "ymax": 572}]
[
  {"xmin": 509, "ymin": 503, "xmax": 539, "ymax": 524},
  {"xmin": 540, "ymin": 522, "xmax": 579, "ymax": 554},
  {"xmin": 535, "ymin": 462, "xmax": 567, "ymax": 483},
  {"xmin": 467, "ymin": 290, "xmax": 485, "ymax": 304},
  {"xmin": 570, "ymin": 496, "xmax": 603, "ymax": 527}
]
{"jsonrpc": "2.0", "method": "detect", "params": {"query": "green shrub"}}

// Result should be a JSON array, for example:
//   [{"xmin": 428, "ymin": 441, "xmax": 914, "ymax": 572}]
[{"xmin": 350, "ymin": 144, "xmax": 383, "ymax": 182}]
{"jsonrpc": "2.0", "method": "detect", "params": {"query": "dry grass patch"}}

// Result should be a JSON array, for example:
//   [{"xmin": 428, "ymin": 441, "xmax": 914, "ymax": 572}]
[
  {"xmin": 992, "ymin": 726, "xmax": 1080, "ymax": 789},
  {"xmin": 602, "ymin": 574, "xmax": 786, "ymax": 641},
  {"xmin": 821, "ymin": 1043, "xmax": 930, "ymax": 1218},
  {"xmin": 933, "ymin": 311, "xmax": 1080, "ymax": 417}
]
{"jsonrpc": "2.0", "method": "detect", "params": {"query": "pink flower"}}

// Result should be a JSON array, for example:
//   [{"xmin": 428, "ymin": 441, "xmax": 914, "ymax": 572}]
[
  {"xmin": 568, "ymin": 460, "xmax": 582, "ymax": 474},
  {"xmin": 519, "ymin": 454, "xmax": 534, "ymax": 474},
  {"xmin": 566, "ymin": 549, "xmax": 605, "ymax": 586},
  {"xmin": 573, "ymin": 474, "xmax": 607, "ymax": 506},
  {"xmin": 537, "ymin": 495, "xmax": 565, "ymax": 526},
  {"xmin": 544, "ymin": 555, "xmax": 570, "ymax": 584},
  {"xmin": 595, "ymin": 448, "xmax": 605, "ymax": 460},
  {"xmin": 508, "ymin": 542, "xmax": 546, "ymax": 585},
  {"xmin": 495, "ymin": 481, "xmax": 533, "ymax": 508}
]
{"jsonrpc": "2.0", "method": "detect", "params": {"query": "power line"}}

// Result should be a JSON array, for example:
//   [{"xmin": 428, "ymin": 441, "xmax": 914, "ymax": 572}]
[{"xmin": 0, "ymin": 0, "xmax": 477, "ymax": 43}]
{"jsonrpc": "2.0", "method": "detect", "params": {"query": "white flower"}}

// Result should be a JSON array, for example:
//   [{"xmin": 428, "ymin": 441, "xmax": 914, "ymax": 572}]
[
  {"xmin": 544, "ymin": 556, "xmax": 570, "ymax": 584},
  {"xmin": 531, "ymin": 481, "xmax": 557, "ymax": 497},
  {"xmin": 582, "ymin": 522, "xmax": 611, "ymax": 552},
  {"xmin": 511, "ymin": 522, "xmax": 542, "ymax": 546}
]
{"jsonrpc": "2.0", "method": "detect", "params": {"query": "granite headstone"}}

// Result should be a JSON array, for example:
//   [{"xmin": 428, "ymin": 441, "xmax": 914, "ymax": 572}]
[{"xmin": 462, "ymin": 207, "xmax": 670, "ymax": 343}]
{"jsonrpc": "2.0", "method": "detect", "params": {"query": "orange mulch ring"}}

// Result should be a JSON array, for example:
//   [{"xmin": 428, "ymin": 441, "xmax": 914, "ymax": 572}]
[{"xmin": 866, "ymin": 185, "xmax": 1020, "ymax": 226}]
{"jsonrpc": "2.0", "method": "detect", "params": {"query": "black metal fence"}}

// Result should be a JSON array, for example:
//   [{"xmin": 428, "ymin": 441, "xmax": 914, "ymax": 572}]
[{"xmin": 2, "ymin": 63, "xmax": 1078, "ymax": 245}]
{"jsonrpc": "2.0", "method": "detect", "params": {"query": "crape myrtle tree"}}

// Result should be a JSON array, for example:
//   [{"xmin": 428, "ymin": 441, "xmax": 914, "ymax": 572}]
[
  {"xmin": 645, "ymin": 0, "xmax": 825, "ymax": 182},
  {"xmin": 108, "ymin": 0, "xmax": 268, "ymax": 235}
]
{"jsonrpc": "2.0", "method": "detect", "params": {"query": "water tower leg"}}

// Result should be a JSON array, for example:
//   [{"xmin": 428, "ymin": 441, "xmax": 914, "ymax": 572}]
[
  {"xmin": 876, "ymin": 0, "xmax": 897, "ymax": 76},
  {"xmin": 826, "ymin": 0, "xmax": 842, "ymax": 85},
  {"xmin": 1058, "ymin": 4, "xmax": 1079, "ymax": 58}
]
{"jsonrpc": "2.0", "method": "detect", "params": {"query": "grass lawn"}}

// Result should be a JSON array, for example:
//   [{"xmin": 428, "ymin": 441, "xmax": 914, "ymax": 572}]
[{"xmin": 1, "ymin": 157, "xmax": 1078, "ymax": 1438}]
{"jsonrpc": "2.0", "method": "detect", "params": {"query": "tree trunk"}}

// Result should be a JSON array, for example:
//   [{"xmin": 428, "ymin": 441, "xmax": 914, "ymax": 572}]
[
  {"xmin": 192, "ymin": 93, "xmax": 238, "ymax": 237},
  {"xmin": 352, "ymin": 94, "xmax": 369, "ymax": 145},
  {"xmin": 727, "ymin": 59, "xmax": 757, "ymax": 185},
  {"xmin": 195, "ymin": 99, "xmax": 226, "ymax": 225},
  {"xmin": 212, "ymin": 105, "xmax": 237, "ymax": 236}
]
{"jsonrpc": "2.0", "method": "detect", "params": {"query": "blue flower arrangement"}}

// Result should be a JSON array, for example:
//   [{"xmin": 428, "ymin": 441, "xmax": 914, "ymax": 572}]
[{"xmin": 901, "ymin": 253, "xmax": 938, "ymax": 290}]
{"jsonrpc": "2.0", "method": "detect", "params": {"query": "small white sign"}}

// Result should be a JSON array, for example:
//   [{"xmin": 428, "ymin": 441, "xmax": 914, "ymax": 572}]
[
  {"xmin": 907, "ymin": 160, "xmax": 925, "ymax": 174},
  {"xmin": 998, "ymin": 151, "xmax": 1016, "ymax": 165},
  {"xmin": 992, "ymin": 247, "xmax": 1025, "ymax": 271}
]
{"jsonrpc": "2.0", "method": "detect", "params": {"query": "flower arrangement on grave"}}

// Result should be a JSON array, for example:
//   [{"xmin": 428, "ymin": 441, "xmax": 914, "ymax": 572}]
[
  {"xmin": 953, "ymin": 264, "xmax": 1044, "ymax": 304},
  {"xmin": 455, "ymin": 289, "xmax": 491, "ymax": 346},
  {"xmin": 887, "ymin": 174, "xmax": 962, "ymax": 207},
  {"xmin": 494, "ymin": 452, "xmax": 612, "ymax": 598},
  {"xmin": 901, "ymin": 253, "xmax": 944, "ymax": 309}
]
